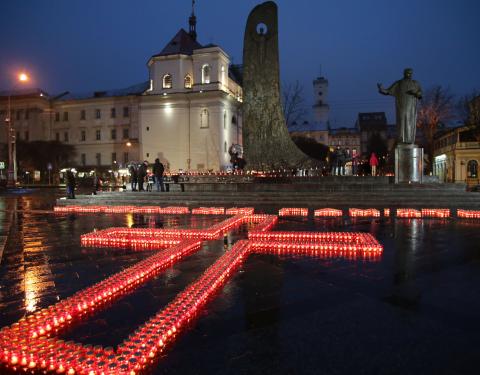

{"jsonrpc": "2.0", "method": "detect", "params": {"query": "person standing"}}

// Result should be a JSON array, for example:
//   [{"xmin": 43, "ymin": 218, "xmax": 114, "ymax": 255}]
[
  {"xmin": 137, "ymin": 161, "xmax": 148, "ymax": 191},
  {"xmin": 66, "ymin": 169, "xmax": 76, "ymax": 199},
  {"xmin": 129, "ymin": 164, "xmax": 138, "ymax": 191},
  {"xmin": 370, "ymin": 152, "xmax": 379, "ymax": 176},
  {"xmin": 153, "ymin": 158, "xmax": 165, "ymax": 192}
]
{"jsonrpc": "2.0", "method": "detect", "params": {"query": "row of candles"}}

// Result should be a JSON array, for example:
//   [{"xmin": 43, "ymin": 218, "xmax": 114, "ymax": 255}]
[
  {"xmin": 54, "ymin": 205, "xmax": 480, "ymax": 219},
  {"xmin": 1, "ymin": 210, "xmax": 385, "ymax": 374}
]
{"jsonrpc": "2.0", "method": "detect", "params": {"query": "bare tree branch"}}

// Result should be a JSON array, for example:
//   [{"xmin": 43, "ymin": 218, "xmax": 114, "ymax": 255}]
[
  {"xmin": 417, "ymin": 85, "xmax": 455, "ymax": 172},
  {"xmin": 282, "ymin": 80, "xmax": 308, "ymax": 129}
]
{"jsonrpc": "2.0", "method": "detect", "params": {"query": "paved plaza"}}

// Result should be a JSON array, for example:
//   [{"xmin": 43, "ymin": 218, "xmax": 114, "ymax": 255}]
[{"xmin": 1, "ymin": 190, "xmax": 480, "ymax": 374}]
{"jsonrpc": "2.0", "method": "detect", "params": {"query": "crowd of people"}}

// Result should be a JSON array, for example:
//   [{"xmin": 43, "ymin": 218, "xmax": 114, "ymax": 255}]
[
  {"xmin": 128, "ymin": 159, "xmax": 165, "ymax": 192},
  {"xmin": 330, "ymin": 146, "xmax": 380, "ymax": 176}
]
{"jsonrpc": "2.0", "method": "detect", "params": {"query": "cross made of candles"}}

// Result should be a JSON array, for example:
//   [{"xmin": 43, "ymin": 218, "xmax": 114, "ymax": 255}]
[{"xmin": 1, "ymin": 208, "xmax": 382, "ymax": 375}]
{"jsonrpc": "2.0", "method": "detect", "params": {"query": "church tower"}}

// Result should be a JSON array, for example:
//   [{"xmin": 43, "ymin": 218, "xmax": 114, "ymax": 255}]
[
  {"xmin": 312, "ymin": 76, "xmax": 330, "ymax": 124},
  {"xmin": 189, "ymin": 0, "xmax": 197, "ymax": 41}
]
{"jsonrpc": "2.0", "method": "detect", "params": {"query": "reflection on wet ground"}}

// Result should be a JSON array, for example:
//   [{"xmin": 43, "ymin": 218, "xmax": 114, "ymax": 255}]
[{"xmin": 1, "ymin": 189, "xmax": 480, "ymax": 374}]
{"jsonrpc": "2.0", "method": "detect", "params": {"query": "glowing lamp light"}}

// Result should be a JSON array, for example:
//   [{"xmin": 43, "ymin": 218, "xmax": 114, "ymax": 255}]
[
  {"xmin": 18, "ymin": 72, "xmax": 29, "ymax": 82},
  {"xmin": 314, "ymin": 208, "xmax": 343, "ymax": 217},
  {"xmin": 278, "ymin": 208, "xmax": 308, "ymax": 217},
  {"xmin": 384, "ymin": 208, "xmax": 390, "ymax": 217}
]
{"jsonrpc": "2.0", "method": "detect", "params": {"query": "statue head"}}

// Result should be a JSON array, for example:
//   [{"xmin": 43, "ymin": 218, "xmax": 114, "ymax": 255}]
[{"xmin": 403, "ymin": 68, "xmax": 413, "ymax": 79}]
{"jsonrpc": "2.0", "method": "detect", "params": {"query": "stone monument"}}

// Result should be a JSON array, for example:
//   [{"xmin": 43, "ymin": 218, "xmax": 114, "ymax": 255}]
[
  {"xmin": 242, "ymin": 1, "xmax": 310, "ymax": 170},
  {"xmin": 378, "ymin": 68, "xmax": 423, "ymax": 183}
]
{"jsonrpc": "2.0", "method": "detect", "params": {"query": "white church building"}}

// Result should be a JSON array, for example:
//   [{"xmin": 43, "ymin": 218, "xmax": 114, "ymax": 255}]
[{"xmin": 0, "ymin": 6, "xmax": 243, "ymax": 174}]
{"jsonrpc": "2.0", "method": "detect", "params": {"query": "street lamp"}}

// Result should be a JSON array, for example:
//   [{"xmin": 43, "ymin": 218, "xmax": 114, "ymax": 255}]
[{"xmin": 5, "ymin": 71, "xmax": 30, "ymax": 187}]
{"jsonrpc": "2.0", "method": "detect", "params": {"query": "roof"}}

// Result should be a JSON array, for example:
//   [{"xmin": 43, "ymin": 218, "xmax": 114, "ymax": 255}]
[
  {"xmin": 0, "ymin": 88, "xmax": 48, "ymax": 98},
  {"xmin": 152, "ymin": 28, "xmax": 203, "ymax": 57},
  {"xmin": 55, "ymin": 81, "xmax": 150, "ymax": 101}
]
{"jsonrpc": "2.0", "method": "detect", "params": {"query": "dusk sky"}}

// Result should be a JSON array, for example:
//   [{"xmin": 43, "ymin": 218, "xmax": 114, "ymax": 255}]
[{"xmin": 1, "ymin": 0, "xmax": 479, "ymax": 126}]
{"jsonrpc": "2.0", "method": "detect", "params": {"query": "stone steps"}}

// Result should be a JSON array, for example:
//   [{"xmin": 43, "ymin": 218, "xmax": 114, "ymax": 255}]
[{"xmin": 58, "ymin": 189, "xmax": 480, "ymax": 210}]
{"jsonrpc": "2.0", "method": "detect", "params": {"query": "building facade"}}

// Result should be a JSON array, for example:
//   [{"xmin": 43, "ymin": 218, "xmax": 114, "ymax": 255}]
[
  {"xmin": 433, "ymin": 125, "xmax": 480, "ymax": 184},
  {"xmin": 0, "ymin": 9, "xmax": 243, "ymax": 177}
]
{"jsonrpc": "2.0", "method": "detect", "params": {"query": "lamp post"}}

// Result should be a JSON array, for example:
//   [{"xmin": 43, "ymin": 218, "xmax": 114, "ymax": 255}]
[{"xmin": 5, "ymin": 72, "xmax": 30, "ymax": 187}]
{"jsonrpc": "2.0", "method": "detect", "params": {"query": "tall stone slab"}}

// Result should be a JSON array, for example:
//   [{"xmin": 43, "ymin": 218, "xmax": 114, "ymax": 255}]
[{"xmin": 243, "ymin": 1, "xmax": 310, "ymax": 169}]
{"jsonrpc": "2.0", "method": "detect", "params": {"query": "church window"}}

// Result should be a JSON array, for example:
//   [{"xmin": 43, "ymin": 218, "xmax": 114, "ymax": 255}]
[
  {"xmin": 184, "ymin": 74, "xmax": 192, "ymax": 89},
  {"xmin": 200, "ymin": 108, "xmax": 209, "ymax": 128},
  {"xmin": 163, "ymin": 74, "xmax": 172, "ymax": 89},
  {"xmin": 202, "ymin": 64, "xmax": 210, "ymax": 84}
]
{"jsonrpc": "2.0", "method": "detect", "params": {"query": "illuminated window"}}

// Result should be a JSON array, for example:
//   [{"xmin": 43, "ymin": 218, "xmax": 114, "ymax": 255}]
[
  {"xmin": 202, "ymin": 64, "xmax": 210, "ymax": 84},
  {"xmin": 200, "ymin": 108, "xmax": 209, "ymax": 128},
  {"xmin": 184, "ymin": 74, "xmax": 192, "ymax": 89},
  {"xmin": 163, "ymin": 74, "xmax": 172, "ymax": 89}
]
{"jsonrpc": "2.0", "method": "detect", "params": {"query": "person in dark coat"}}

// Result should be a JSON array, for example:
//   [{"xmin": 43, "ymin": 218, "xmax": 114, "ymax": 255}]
[
  {"xmin": 129, "ymin": 164, "xmax": 138, "ymax": 191},
  {"xmin": 137, "ymin": 161, "xmax": 148, "ymax": 191},
  {"xmin": 66, "ymin": 169, "xmax": 76, "ymax": 199},
  {"xmin": 92, "ymin": 172, "xmax": 101, "ymax": 195},
  {"xmin": 153, "ymin": 158, "xmax": 165, "ymax": 192}
]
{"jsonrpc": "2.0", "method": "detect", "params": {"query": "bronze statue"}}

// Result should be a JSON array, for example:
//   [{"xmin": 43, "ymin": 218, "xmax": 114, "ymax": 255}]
[{"xmin": 378, "ymin": 68, "xmax": 422, "ymax": 144}]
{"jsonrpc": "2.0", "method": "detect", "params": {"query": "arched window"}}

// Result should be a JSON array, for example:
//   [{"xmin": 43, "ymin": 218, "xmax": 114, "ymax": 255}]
[
  {"xmin": 200, "ymin": 108, "xmax": 209, "ymax": 128},
  {"xmin": 202, "ymin": 64, "xmax": 210, "ymax": 84},
  {"xmin": 184, "ymin": 74, "xmax": 192, "ymax": 89},
  {"xmin": 162, "ymin": 74, "xmax": 172, "ymax": 89},
  {"xmin": 224, "ymin": 141, "xmax": 227, "ymax": 153},
  {"xmin": 221, "ymin": 65, "xmax": 225, "ymax": 84},
  {"xmin": 223, "ymin": 110, "xmax": 227, "ymax": 129},
  {"xmin": 467, "ymin": 160, "xmax": 478, "ymax": 178}
]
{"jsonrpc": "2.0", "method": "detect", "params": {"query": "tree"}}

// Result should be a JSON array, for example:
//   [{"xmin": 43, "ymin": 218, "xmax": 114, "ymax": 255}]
[
  {"xmin": 16, "ymin": 140, "xmax": 77, "ymax": 182},
  {"xmin": 457, "ymin": 90, "xmax": 480, "ymax": 140},
  {"xmin": 291, "ymin": 135, "xmax": 329, "ymax": 162},
  {"xmin": 417, "ymin": 85, "xmax": 454, "ymax": 172},
  {"xmin": 282, "ymin": 80, "xmax": 308, "ymax": 128}
]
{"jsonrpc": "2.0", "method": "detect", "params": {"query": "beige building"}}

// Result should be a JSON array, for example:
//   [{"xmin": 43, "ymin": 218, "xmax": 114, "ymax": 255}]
[
  {"xmin": 0, "ymin": 10, "xmax": 243, "ymax": 177},
  {"xmin": 433, "ymin": 125, "xmax": 480, "ymax": 185}
]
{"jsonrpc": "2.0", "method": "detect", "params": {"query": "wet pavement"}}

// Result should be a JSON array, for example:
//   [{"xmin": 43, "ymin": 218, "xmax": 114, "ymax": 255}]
[{"xmin": 1, "ymin": 189, "xmax": 480, "ymax": 374}]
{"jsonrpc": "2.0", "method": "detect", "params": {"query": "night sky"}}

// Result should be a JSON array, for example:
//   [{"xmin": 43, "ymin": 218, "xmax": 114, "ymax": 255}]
[{"xmin": 1, "ymin": 0, "xmax": 479, "ymax": 126}]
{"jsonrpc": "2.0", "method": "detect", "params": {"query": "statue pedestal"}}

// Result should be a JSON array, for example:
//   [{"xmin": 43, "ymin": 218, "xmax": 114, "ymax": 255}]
[{"xmin": 395, "ymin": 144, "xmax": 423, "ymax": 183}]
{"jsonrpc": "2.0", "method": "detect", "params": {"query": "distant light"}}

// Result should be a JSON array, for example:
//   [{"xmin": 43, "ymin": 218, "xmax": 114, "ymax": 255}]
[
  {"xmin": 163, "ymin": 92, "xmax": 167, "ymax": 96},
  {"xmin": 126, "ymin": 141, "xmax": 132, "ymax": 147},
  {"xmin": 39, "ymin": 93, "xmax": 43, "ymax": 97},
  {"xmin": 18, "ymin": 72, "xmax": 29, "ymax": 82}
]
